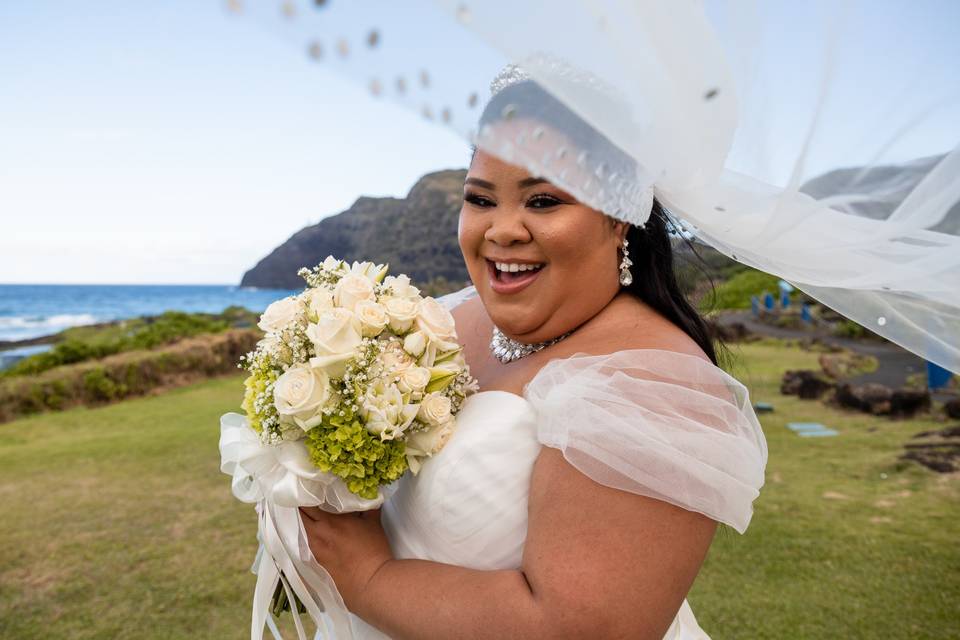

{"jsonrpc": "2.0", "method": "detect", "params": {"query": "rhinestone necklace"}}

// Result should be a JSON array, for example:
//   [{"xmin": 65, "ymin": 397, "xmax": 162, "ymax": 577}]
[{"xmin": 489, "ymin": 326, "xmax": 573, "ymax": 364}]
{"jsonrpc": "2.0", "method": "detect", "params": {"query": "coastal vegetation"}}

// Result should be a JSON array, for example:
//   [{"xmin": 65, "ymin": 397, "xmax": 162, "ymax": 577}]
[
  {"xmin": 0, "ymin": 307, "xmax": 262, "ymax": 423},
  {"xmin": 2, "ymin": 307, "xmax": 256, "ymax": 378},
  {"xmin": 0, "ymin": 342, "xmax": 955, "ymax": 639},
  {"xmin": 0, "ymin": 329, "xmax": 259, "ymax": 424}
]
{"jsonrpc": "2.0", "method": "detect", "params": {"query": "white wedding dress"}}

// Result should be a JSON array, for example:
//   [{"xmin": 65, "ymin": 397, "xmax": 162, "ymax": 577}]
[{"xmin": 349, "ymin": 308, "xmax": 768, "ymax": 639}]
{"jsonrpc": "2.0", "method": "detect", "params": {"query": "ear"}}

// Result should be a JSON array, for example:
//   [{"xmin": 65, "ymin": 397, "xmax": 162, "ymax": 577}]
[{"xmin": 613, "ymin": 221, "xmax": 630, "ymax": 246}]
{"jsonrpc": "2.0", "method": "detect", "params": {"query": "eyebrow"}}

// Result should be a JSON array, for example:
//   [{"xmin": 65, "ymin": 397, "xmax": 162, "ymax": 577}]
[{"xmin": 464, "ymin": 177, "xmax": 550, "ymax": 191}]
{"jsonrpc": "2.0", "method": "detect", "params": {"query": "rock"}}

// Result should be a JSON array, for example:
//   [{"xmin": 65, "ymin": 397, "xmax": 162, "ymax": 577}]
[
  {"xmin": 835, "ymin": 382, "xmax": 892, "ymax": 414},
  {"xmin": 240, "ymin": 170, "xmax": 470, "ymax": 289},
  {"xmin": 900, "ymin": 448, "xmax": 958, "ymax": 473},
  {"xmin": 710, "ymin": 320, "xmax": 751, "ymax": 342},
  {"xmin": 945, "ymin": 398, "xmax": 960, "ymax": 420},
  {"xmin": 889, "ymin": 389, "xmax": 931, "ymax": 418},
  {"xmin": 818, "ymin": 353, "xmax": 845, "ymax": 379},
  {"xmin": 900, "ymin": 425, "xmax": 960, "ymax": 473},
  {"xmin": 781, "ymin": 370, "xmax": 833, "ymax": 399}
]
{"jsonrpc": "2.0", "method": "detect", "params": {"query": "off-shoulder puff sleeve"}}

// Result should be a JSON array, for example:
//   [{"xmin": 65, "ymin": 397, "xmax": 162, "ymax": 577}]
[{"xmin": 523, "ymin": 350, "xmax": 768, "ymax": 534}]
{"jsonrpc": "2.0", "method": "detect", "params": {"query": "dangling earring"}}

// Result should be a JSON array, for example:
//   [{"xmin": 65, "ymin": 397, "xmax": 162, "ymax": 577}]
[{"xmin": 619, "ymin": 238, "xmax": 633, "ymax": 286}]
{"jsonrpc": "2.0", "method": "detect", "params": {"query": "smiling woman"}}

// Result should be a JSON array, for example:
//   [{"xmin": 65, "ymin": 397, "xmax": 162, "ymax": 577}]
[
  {"xmin": 459, "ymin": 152, "xmax": 627, "ymax": 345},
  {"xmin": 294, "ymin": 65, "xmax": 767, "ymax": 640}
]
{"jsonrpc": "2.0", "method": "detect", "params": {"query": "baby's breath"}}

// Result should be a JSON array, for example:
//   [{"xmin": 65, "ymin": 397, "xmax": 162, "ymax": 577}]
[{"xmin": 241, "ymin": 256, "xmax": 478, "ymax": 498}]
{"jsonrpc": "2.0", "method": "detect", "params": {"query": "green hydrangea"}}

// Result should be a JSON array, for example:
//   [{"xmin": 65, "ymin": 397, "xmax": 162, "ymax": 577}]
[
  {"xmin": 305, "ymin": 409, "xmax": 408, "ymax": 500},
  {"xmin": 241, "ymin": 371, "xmax": 277, "ymax": 434}
]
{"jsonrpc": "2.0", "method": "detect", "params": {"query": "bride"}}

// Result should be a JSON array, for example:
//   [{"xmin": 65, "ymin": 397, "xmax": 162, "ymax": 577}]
[{"xmin": 296, "ymin": 74, "xmax": 767, "ymax": 639}]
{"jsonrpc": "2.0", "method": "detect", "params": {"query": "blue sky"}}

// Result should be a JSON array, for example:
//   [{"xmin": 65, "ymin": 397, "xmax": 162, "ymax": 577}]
[
  {"xmin": 0, "ymin": 2, "xmax": 471, "ymax": 284},
  {"xmin": 1, "ymin": 1, "xmax": 957, "ymax": 285}
]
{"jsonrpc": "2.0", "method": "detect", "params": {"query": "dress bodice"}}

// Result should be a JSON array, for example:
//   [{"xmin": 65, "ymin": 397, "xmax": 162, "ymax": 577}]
[
  {"xmin": 352, "ymin": 389, "xmax": 712, "ymax": 639},
  {"xmin": 383, "ymin": 391, "xmax": 540, "ymax": 570}
]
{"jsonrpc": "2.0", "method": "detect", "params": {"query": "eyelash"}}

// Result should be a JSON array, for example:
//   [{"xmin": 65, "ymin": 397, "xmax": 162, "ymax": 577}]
[{"xmin": 463, "ymin": 192, "xmax": 564, "ymax": 210}]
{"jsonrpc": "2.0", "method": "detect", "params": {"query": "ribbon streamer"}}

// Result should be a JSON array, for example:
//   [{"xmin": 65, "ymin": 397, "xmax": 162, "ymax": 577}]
[{"xmin": 221, "ymin": 412, "xmax": 387, "ymax": 639}]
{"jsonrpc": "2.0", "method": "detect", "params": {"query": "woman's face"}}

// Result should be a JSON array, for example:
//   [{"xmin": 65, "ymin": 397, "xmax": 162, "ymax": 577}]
[{"xmin": 459, "ymin": 150, "xmax": 627, "ymax": 343}]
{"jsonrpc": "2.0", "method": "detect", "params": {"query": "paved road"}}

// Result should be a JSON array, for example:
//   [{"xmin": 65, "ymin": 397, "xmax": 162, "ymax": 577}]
[{"xmin": 716, "ymin": 310, "xmax": 927, "ymax": 389}]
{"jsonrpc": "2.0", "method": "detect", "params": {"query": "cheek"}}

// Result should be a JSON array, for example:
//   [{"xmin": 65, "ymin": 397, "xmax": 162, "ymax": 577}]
[
  {"xmin": 457, "ymin": 210, "xmax": 477, "ymax": 252},
  {"xmin": 536, "ymin": 210, "xmax": 614, "ymax": 269}
]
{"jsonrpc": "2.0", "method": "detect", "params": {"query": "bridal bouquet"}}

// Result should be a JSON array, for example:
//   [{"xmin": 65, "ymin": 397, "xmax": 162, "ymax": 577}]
[{"xmin": 219, "ymin": 256, "xmax": 476, "ymax": 639}]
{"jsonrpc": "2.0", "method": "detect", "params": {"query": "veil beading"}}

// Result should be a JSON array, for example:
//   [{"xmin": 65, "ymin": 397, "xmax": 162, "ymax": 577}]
[{"xmin": 226, "ymin": 0, "xmax": 960, "ymax": 372}]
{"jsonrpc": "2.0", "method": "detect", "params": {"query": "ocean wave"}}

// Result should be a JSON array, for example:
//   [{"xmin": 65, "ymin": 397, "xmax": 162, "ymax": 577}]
[
  {"xmin": 0, "ymin": 314, "xmax": 102, "ymax": 341},
  {"xmin": 0, "ymin": 313, "xmax": 100, "ymax": 330}
]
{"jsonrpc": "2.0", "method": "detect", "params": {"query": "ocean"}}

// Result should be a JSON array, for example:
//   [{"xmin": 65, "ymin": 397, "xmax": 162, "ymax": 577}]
[{"xmin": 0, "ymin": 284, "xmax": 299, "ymax": 343}]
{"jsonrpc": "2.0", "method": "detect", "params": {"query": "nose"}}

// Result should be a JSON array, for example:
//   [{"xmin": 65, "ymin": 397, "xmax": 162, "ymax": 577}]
[{"xmin": 483, "ymin": 206, "xmax": 532, "ymax": 246}]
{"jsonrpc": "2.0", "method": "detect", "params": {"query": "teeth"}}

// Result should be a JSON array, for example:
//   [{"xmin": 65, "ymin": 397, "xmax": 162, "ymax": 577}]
[{"xmin": 495, "ymin": 262, "xmax": 543, "ymax": 273}]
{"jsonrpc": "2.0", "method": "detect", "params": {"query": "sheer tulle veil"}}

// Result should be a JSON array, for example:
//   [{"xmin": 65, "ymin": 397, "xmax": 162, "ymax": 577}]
[{"xmin": 227, "ymin": 0, "xmax": 960, "ymax": 372}]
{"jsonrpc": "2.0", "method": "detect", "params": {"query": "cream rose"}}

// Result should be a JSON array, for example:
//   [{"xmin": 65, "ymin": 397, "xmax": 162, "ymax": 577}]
[
  {"xmin": 306, "ymin": 308, "xmax": 363, "ymax": 378},
  {"xmin": 383, "ymin": 274, "xmax": 421, "ymax": 300},
  {"xmin": 334, "ymin": 273, "xmax": 375, "ymax": 312},
  {"xmin": 397, "ymin": 366, "xmax": 431, "ymax": 394},
  {"xmin": 406, "ymin": 421, "xmax": 455, "ymax": 462},
  {"xmin": 258, "ymin": 296, "xmax": 303, "ymax": 333},
  {"xmin": 380, "ymin": 343, "xmax": 415, "ymax": 376},
  {"xmin": 415, "ymin": 298, "xmax": 458, "ymax": 350},
  {"xmin": 383, "ymin": 296, "xmax": 420, "ymax": 334},
  {"xmin": 403, "ymin": 331, "xmax": 427, "ymax": 358},
  {"xmin": 273, "ymin": 363, "xmax": 331, "ymax": 430},
  {"xmin": 354, "ymin": 299, "xmax": 389, "ymax": 337},
  {"xmin": 417, "ymin": 392, "xmax": 452, "ymax": 426}
]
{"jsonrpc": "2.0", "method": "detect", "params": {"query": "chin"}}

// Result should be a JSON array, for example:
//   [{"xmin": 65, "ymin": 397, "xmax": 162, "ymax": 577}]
[{"xmin": 483, "ymin": 300, "xmax": 546, "ymax": 338}]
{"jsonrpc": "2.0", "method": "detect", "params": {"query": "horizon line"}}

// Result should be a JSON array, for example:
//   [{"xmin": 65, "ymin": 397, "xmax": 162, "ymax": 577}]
[{"xmin": 0, "ymin": 282, "xmax": 295, "ymax": 289}]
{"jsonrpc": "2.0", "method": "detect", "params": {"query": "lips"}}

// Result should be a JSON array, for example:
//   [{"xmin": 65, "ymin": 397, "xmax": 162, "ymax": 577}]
[{"xmin": 485, "ymin": 259, "xmax": 545, "ymax": 295}]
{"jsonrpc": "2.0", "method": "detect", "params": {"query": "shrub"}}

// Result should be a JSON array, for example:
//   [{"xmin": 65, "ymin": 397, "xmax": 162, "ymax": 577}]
[
  {"xmin": 712, "ymin": 268, "xmax": 785, "ymax": 310},
  {"xmin": 82, "ymin": 368, "xmax": 120, "ymax": 403},
  {"xmin": 2, "ymin": 310, "xmax": 241, "ymax": 379},
  {"xmin": 0, "ymin": 329, "xmax": 261, "ymax": 423}
]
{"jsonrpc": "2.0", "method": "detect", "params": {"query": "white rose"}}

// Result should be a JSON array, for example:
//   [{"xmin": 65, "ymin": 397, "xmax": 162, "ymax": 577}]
[
  {"xmin": 379, "ymin": 342, "xmax": 415, "ymax": 376},
  {"xmin": 304, "ymin": 287, "xmax": 335, "ymax": 321},
  {"xmin": 415, "ymin": 298, "xmax": 458, "ymax": 350},
  {"xmin": 321, "ymin": 255, "xmax": 343, "ymax": 272},
  {"xmin": 406, "ymin": 420, "xmax": 455, "ymax": 458},
  {"xmin": 258, "ymin": 296, "xmax": 303, "ymax": 333},
  {"xmin": 383, "ymin": 274, "xmax": 421, "ymax": 300},
  {"xmin": 383, "ymin": 296, "xmax": 420, "ymax": 334},
  {"xmin": 306, "ymin": 308, "xmax": 363, "ymax": 378},
  {"xmin": 347, "ymin": 260, "xmax": 389, "ymax": 284},
  {"xmin": 334, "ymin": 273, "xmax": 375, "ymax": 312},
  {"xmin": 363, "ymin": 381, "xmax": 418, "ymax": 440},
  {"xmin": 397, "ymin": 366, "xmax": 431, "ymax": 394},
  {"xmin": 403, "ymin": 331, "xmax": 427, "ymax": 358},
  {"xmin": 354, "ymin": 299, "xmax": 389, "ymax": 337},
  {"xmin": 417, "ymin": 392, "xmax": 452, "ymax": 426},
  {"xmin": 273, "ymin": 363, "xmax": 331, "ymax": 430}
]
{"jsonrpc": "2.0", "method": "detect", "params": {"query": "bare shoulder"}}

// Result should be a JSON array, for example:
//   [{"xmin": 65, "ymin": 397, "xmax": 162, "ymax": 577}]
[{"xmin": 450, "ymin": 295, "xmax": 493, "ymax": 370}]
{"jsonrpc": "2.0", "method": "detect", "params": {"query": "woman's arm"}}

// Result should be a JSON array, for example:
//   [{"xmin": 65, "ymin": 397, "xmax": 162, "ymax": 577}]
[{"xmin": 301, "ymin": 447, "xmax": 717, "ymax": 639}]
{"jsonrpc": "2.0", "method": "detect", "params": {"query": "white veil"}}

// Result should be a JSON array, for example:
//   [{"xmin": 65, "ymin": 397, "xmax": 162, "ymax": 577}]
[{"xmin": 226, "ymin": 0, "xmax": 960, "ymax": 372}]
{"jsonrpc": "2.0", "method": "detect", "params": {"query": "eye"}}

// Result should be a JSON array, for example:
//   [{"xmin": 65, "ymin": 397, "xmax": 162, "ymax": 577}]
[
  {"xmin": 526, "ymin": 193, "xmax": 564, "ymax": 209},
  {"xmin": 464, "ymin": 192, "xmax": 495, "ymax": 208}
]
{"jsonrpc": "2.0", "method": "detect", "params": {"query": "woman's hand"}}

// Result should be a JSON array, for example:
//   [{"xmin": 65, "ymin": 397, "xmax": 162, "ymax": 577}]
[{"xmin": 298, "ymin": 506, "xmax": 394, "ymax": 608}]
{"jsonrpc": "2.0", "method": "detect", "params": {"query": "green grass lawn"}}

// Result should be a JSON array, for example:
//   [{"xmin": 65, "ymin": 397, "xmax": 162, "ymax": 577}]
[{"xmin": 0, "ymin": 343, "xmax": 957, "ymax": 639}]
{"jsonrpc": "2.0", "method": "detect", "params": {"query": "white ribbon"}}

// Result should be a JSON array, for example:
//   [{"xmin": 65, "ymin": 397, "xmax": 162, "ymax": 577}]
[{"xmin": 220, "ymin": 412, "xmax": 390, "ymax": 639}]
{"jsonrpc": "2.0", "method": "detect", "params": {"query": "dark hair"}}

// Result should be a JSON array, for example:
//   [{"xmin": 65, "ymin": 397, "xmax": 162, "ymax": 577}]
[
  {"xmin": 625, "ymin": 200, "xmax": 719, "ymax": 365},
  {"xmin": 477, "ymin": 78, "xmax": 721, "ymax": 365}
]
